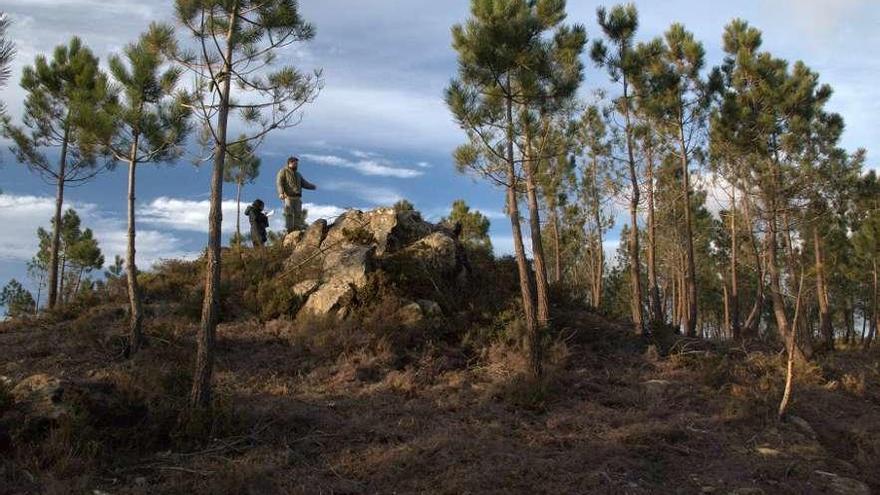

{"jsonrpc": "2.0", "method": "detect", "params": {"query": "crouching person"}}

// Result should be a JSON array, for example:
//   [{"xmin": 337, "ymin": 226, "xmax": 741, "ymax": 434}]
[{"xmin": 244, "ymin": 199, "xmax": 269, "ymax": 247}]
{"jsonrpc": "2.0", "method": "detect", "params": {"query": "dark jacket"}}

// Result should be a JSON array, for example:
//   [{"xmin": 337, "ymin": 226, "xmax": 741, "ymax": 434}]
[{"xmin": 245, "ymin": 201, "xmax": 269, "ymax": 247}]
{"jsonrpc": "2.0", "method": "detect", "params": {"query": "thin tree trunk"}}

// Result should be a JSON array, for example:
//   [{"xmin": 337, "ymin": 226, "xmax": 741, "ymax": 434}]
[
  {"xmin": 127, "ymin": 135, "xmax": 145, "ymax": 355},
  {"xmin": 591, "ymin": 157, "xmax": 604, "ymax": 309},
  {"xmin": 679, "ymin": 119, "xmax": 697, "ymax": 337},
  {"xmin": 236, "ymin": 180, "xmax": 243, "ymax": 243},
  {"xmin": 779, "ymin": 268, "xmax": 805, "ymax": 420},
  {"xmin": 781, "ymin": 208, "xmax": 813, "ymax": 358},
  {"xmin": 813, "ymin": 227, "xmax": 833, "ymax": 350},
  {"xmin": 622, "ymin": 78, "xmax": 644, "ymax": 335},
  {"xmin": 645, "ymin": 141, "xmax": 663, "ymax": 324},
  {"xmin": 47, "ymin": 118, "xmax": 71, "ymax": 309},
  {"xmin": 523, "ymin": 122, "xmax": 550, "ymax": 327},
  {"xmin": 743, "ymin": 201, "xmax": 764, "ymax": 336},
  {"xmin": 866, "ymin": 260, "xmax": 878, "ymax": 350},
  {"xmin": 730, "ymin": 185, "xmax": 741, "ymax": 339},
  {"xmin": 192, "ymin": 3, "xmax": 239, "ymax": 409},
  {"xmin": 34, "ymin": 282, "xmax": 41, "ymax": 314},
  {"xmin": 551, "ymin": 207, "xmax": 561, "ymax": 284},
  {"xmin": 59, "ymin": 257, "xmax": 66, "ymax": 304},
  {"xmin": 767, "ymin": 204, "xmax": 806, "ymax": 363},
  {"xmin": 723, "ymin": 278, "xmax": 731, "ymax": 339},
  {"xmin": 504, "ymin": 82, "xmax": 540, "ymax": 378}
]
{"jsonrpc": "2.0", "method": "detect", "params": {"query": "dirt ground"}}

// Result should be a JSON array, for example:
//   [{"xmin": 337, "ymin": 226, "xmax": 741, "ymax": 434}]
[{"xmin": 1, "ymin": 304, "xmax": 878, "ymax": 494}]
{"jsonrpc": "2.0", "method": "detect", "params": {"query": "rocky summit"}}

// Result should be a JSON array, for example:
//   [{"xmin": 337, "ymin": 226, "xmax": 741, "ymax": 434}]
[{"xmin": 281, "ymin": 207, "xmax": 467, "ymax": 321}]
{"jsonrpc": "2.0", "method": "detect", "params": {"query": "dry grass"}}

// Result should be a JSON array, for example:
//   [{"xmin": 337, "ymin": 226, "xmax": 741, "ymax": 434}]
[{"xmin": 1, "ymin": 273, "xmax": 879, "ymax": 493}]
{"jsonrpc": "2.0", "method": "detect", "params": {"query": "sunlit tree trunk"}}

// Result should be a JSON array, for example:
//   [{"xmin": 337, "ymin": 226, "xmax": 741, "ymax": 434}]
[
  {"xmin": 192, "ymin": 2, "xmax": 239, "ymax": 409},
  {"xmin": 645, "ymin": 143, "xmax": 663, "ymax": 324},
  {"xmin": 622, "ymin": 78, "xmax": 644, "ymax": 334},
  {"xmin": 505, "ymin": 80, "xmax": 540, "ymax": 378},
  {"xmin": 127, "ymin": 133, "xmax": 145, "ymax": 354},
  {"xmin": 678, "ymin": 115, "xmax": 697, "ymax": 337},
  {"xmin": 47, "ymin": 117, "xmax": 71, "ymax": 309},
  {"xmin": 813, "ymin": 227, "xmax": 833, "ymax": 350}
]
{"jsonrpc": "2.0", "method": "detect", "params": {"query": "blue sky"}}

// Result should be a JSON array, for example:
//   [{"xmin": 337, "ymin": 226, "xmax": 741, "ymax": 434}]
[{"xmin": 0, "ymin": 0, "xmax": 878, "ymax": 298}]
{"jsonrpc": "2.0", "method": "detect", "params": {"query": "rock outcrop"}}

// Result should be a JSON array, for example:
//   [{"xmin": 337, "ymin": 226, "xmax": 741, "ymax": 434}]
[{"xmin": 283, "ymin": 207, "xmax": 467, "ymax": 320}]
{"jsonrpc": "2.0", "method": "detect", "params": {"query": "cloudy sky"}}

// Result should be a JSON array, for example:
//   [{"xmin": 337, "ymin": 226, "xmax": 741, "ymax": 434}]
[{"xmin": 0, "ymin": 0, "xmax": 878, "ymax": 298}]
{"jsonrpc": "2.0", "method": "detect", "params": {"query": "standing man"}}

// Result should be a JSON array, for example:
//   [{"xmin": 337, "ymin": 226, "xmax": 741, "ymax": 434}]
[{"xmin": 276, "ymin": 156, "xmax": 317, "ymax": 232}]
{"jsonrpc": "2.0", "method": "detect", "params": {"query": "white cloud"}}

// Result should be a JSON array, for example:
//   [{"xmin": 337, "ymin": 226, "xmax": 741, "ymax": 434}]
[
  {"xmin": 0, "ymin": 193, "xmax": 194, "ymax": 270},
  {"xmin": 301, "ymin": 153, "xmax": 423, "ymax": 179},
  {"xmin": 763, "ymin": 0, "xmax": 872, "ymax": 38},
  {"xmin": 142, "ymin": 196, "xmax": 348, "ymax": 235},
  {"xmin": 141, "ymin": 197, "xmax": 240, "ymax": 234},
  {"xmin": 322, "ymin": 181, "xmax": 403, "ymax": 206}
]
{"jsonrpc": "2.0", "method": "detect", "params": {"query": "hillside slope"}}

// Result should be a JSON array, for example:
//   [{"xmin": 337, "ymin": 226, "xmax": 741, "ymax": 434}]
[
  {"xmin": 2, "ymin": 304, "xmax": 879, "ymax": 494},
  {"xmin": 1, "ymin": 210, "xmax": 879, "ymax": 494}
]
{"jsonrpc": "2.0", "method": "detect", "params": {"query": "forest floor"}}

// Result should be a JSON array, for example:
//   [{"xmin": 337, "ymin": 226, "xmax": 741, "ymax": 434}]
[{"xmin": 1, "ymin": 303, "xmax": 879, "ymax": 494}]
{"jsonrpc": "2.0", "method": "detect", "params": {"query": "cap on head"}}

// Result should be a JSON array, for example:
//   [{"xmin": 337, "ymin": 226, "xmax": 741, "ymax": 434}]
[{"xmin": 287, "ymin": 156, "xmax": 299, "ymax": 165}]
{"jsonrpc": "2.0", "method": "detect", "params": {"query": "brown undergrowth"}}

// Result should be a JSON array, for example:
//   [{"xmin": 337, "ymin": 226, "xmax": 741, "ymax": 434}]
[{"xmin": 1, "ymin": 249, "xmax": 878, "ymax": 494}]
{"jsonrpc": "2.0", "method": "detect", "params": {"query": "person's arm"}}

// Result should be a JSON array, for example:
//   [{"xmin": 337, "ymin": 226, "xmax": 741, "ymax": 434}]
[
  {"xmin": 301, "ymin": 175, "xmax": 317, "ymax": 190},
  {"xmin": 276, "ymin": 169, "xmax": 287, "ymax": 198}
]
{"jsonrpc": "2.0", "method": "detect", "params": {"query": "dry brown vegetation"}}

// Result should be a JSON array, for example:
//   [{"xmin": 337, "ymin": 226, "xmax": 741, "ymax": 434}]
[{"xmin": 1, "ymin": 250, "xmax": 879, "ymax": 494}]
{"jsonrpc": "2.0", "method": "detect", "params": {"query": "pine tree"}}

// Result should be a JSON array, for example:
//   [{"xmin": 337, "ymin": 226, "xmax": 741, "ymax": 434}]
[
  {"xmin": 163, "ymin": 0, "xmax": 322, "ymax": 409},
  {"xmin": 447, "ymin": 0, "xmax": 578, "ymax": 377},
  {"xmin": 106, "ymin": 24, "xmax": 192, "ymax": 354},
  {"xmin": 641, "ymin": 24, "xmax": 710, "ymax": 336},
  {"xmin": 2, "ymin": 37, "xmax": 116, "ymax": 309},
  {"xmin": 223, "ymin": 136, "xmax": 260, "ymax": 244},
  {"xmin": 576, "ymin": 105, "xmax": 615, "ymax": 309},
  {"xmin": 592, "ymin": 4, "xmax": 646, "ymax": 334},
  {"xmin": 0, "ymin": 12, "xmax": 15, "ymax": 116},
  {"xmin": 441, "ymin": 200, "xmax": 493, "ymax": 254},
  {"xmin": 0, "ymin": 279, "xmax": 35, "ymax": 318},
  {"xmin": 515, "ymin": 6, "xmax": 587, "ymax": 327}
]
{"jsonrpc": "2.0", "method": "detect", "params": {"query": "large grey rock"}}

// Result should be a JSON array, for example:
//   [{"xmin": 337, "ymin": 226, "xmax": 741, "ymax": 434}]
[
  {"xmin": 292, "ymin": 279, "xmax": 321, "ymax": 298},
  {"xmin": 403, "ymin": 232, "xmax": 458, "ymax": 274},
  {"xmin": 299, "ymin": 280, "xmax": 356, "ymax": 317},
  {"xmin": 323, "ymin": 245, "xmax": 375, "ymax": 287},
  {"xmin": 286, "ymin": 207, "xmax": 464, "ymax": 320},
  {"xmin": 285, "ymin": 219, "xmax": 329, "ymax": 267},
  {"xmin": 321, "ymin": 208, "xmax": 435, "ymax": 256}
]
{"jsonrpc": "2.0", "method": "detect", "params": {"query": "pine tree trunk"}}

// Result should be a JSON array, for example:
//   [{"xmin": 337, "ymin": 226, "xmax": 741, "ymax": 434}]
[
  {"xmin": 866, "ymin": 259, "xmax": 878, "ymax": 350},
  {"xmin": 504, "ymin": 83, "xmax": 540, "ymax": 378},
  {"xmin": 192, "ymin": 3, "xmax": 239, "ymax": 410},
  {"xmin": 779, "ymin": 269, "xmax": 805, "ymax": 421},
  {"xmin": 127, "ymin": 136, "xmax": 145, "ymax": 355},
  {"xmin": 645, "ymin": 142, "xmax": 663, "ymax": 324},
  {"xmin": 591, "ymin": 157, "xmax": 604, "ymax": 309},
  {"xmin": 47, "ymin": 118, "xmax": 71, "ymax": 309},
  {"xmin": 730, "ymin": 186, "xmax": 741, "ymax": 340},
  {"xmin": 813, "ymin": 227, "xmax": 833, "ymax": 350},
  {"xmin": 722, "ymin": 277, "xmax": 731, "ymax": 339},
  {"xmin": 523, "ymin": 128, "xmax": 550, "ymax": 327},
  {"xmin": 767, "ymin": 205, "xmax": 806, "ymax": 363},
  {"xmin": 622, "ymin": 78, "xmax": 644, "ymax": 335},
  {"xmin": 59, "ymin": 257, "xmax": 66, "ymax": 304},
  {"xmin": 236, "ymin": 181, "xmax": 242, "ymax": 243},
  {"xmin": 679, "ymin": 120, "xmax": 698, "ymax": 337},
  {"xmin": 743, "ymin": 200, "xmax": 764, "ymax": 337},
  {"xmin": 551, "ymin": 207, "xmax": 561, "ymax": 284},
  {"xmin": 781, "ymin": 209, "xmax": 813, "ymax": 358}
]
